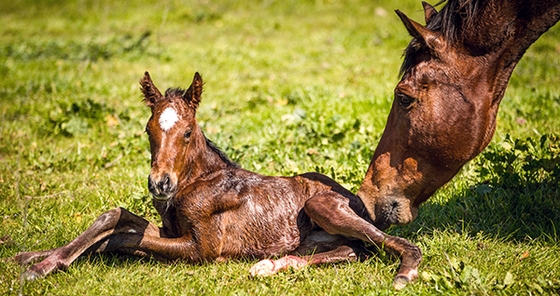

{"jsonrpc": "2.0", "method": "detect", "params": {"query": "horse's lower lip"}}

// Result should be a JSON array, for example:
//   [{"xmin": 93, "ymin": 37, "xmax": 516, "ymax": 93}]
[{"xmin": 152, "ymin": 193, "xmax": 172, "ymax": 201}]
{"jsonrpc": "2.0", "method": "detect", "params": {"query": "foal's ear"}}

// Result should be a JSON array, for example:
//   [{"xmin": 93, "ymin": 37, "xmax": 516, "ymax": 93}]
[
  {"xmin": 421, "ymin": 1, "xmax": 438, "ymax": 24},
  {"xmin": 395, "ymin": 10, "xmax": 443, "ymax": 52},
  {"xmin": 183, "ymin": 72, "xmax": 203, "ymax": 110},
  {"xmin": 140, "ymin": 71, "xmax": 163, "ymax": 108}
]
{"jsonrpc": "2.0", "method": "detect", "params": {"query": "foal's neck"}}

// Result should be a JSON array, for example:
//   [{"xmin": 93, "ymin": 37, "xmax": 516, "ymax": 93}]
[{"xmin": 183, "ymin": 131, "xmax": 233, "ymax": 185}]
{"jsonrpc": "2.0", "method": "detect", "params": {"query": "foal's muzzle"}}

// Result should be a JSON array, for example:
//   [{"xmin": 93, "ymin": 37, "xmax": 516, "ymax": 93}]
[{"xmin": 148, "ymin": 174, "xmax": 177, "ymax": 200}]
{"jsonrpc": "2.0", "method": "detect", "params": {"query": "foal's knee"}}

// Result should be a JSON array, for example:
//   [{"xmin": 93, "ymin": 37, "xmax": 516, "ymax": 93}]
[
  {"xmin": 304, "ymin": 195, "xmax": 350, "ymax": 234},
  {"xmin": 303, "ymin": 195, "xmax": 329, "ymax": 219},
  {"xmin": 92, "ymin": 207, "xmax": 127, "ymax": 228}
]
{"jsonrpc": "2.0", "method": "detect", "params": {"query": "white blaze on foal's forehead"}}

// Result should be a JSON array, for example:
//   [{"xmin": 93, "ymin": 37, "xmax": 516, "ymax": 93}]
[{"xmin": 159, "ymin": 107, "xmax": 179, "ymax": 131}]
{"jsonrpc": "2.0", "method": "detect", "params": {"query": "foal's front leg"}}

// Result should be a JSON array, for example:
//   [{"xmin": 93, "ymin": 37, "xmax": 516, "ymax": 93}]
[
  {"xmin": 304, "ymin": 192, "xmax": 422, "ymax": 290},
  {"xmin": 15, "ymin": 207, "xmax": 162, "ymax": 280}
]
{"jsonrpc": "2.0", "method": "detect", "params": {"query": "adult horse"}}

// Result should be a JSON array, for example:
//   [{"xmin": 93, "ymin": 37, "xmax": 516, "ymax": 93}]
[
  {"xmin": 15, "ymin": 72, "xmax": 421, "ymax": 288},
  {"xmin": 357, "ymin": 0, "xmax": 560, "ymax": 230}
]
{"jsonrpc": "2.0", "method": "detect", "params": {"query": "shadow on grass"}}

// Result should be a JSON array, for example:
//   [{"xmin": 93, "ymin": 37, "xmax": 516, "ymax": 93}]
[
  {"xmin": 392, "ymin": 134, "xmax": 560, "ymax": 243},
  {"xmin": 72, "ymin": 252, "xmax": 161, "ymax": 270}
]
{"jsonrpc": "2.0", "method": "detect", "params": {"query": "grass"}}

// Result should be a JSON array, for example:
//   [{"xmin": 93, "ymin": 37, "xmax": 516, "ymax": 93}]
[{"xmin": 1, "ymin": 0, "xmax": 559, "ymax": 294}]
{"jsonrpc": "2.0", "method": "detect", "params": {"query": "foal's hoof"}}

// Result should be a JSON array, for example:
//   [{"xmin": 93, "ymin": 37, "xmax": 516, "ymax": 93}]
[
  {"xmin": 13, "ymin": 252, "xmax": 44, "ymax": 265},
  {"xmin": 249, "ymin": 259, "xmax": 275, "ymax": 277},
  {"xmin": 393, "ymin": 275, "xmax": 410, "ymax": 290},
  {"xmin": 22, "ymin": 270, "xmax": 42, "ymax": 282},
  {"xmin": 393, "ymin": 269, "xmax": 418, "ymax": 290},
  {"xmin": 12, "ymin": 253, "xmax": 27, "ymax": 265}
]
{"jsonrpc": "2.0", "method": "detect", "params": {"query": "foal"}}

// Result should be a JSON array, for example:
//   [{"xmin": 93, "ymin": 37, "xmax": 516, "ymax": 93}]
[{"xmin": 15, "ymin": 72, "xmax": 421, "ymax": 288}]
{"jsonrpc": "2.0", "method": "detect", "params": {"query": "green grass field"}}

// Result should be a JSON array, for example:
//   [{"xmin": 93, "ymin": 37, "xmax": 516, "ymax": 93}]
[{"xmin": 1, "ymin": 0, "xmax": 559, "ymax": 294}]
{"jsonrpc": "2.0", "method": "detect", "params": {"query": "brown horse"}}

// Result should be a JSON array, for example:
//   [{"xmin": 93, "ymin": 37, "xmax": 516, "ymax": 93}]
[
  {"xmin": 357, "ymin": 0, "xmax": 560, "ymax": 230},
  {"xmin": 15, "ymin": 72, "xmax": 421, "ymax": 288}
]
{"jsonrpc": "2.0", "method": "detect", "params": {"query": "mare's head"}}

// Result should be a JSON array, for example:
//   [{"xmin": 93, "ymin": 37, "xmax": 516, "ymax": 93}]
[
  {"xmin": 141, "ymin": 72, "xmax": 204, "ymax": 201},
  {"xmin": 357, "ymin": 0, "xmax": 560, "ymax": 229}
]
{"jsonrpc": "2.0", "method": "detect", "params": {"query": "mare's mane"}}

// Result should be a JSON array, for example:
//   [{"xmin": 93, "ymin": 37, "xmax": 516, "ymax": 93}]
[{"xmin": 399, "ymin": 0, "xmax": 486, "ymax": 76}]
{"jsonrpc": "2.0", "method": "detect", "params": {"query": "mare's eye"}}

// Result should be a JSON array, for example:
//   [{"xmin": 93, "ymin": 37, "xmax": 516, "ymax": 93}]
[
  {"xmin": 184, "ymin": 131, "xmax": 191, "ymax": 139},
  {"xmin": 397, "ymin": 93, "xmax": 415, "ymax": 108},
  {"xmin": 145, "ymin": 126, "xmax": 150, "ymax": 135}
]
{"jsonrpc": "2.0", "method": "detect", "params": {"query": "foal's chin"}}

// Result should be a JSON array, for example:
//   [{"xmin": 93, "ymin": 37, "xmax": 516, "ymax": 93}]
[{"xmin": 151, "ymin": 192, "xmax": 176, "ymax": 202}]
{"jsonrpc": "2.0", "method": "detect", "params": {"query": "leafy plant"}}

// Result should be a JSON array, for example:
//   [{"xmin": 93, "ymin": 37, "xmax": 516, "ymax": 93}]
[
  {"xmin": 1, "ymin": 32, "xmax": 158, "ymax": 62},
  {"xmin": 47, "ymin": 98, "xmax": 113, "ymax": 136},
  {"xmin": 475, "ymin": 134, "xmax": 559, "ymax": 189},
  {"xmin": 464, "ymin": 134, "xmax": 560, "ymax": 240}
]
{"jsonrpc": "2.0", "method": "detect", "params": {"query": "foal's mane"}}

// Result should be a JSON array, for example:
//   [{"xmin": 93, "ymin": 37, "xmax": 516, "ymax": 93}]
[
  {"xmin": 206, "ymin": 137, "xmax": 240, "ymax": 168},
  {"xmin": 399, "ymin": 0, "xmax": 485, "ymax": 76},
  {"xmin": 164, "ymin": 87, "xmax": 240, "ymax": 169},
  {"xmin": 165, "ymin": 87, "xmax": 192, "ymax": 99}
]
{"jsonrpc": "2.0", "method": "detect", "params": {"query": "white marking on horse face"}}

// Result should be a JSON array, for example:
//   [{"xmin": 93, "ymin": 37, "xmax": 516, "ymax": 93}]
[{"xmin": 159, "ymin": 107, "xmax": 179, "ymax": 132}]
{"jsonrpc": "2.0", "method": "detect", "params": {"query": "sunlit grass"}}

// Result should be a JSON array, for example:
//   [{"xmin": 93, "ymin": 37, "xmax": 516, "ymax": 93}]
[{"xmin": 1, "ymin": 0, "xmax": 559, "ymax": 294}]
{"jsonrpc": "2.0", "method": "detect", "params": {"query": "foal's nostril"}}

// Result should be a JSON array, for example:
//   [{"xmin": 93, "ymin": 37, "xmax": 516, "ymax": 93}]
[
  {"xmin": 148, "ymin": 175, "xmax": 156, "ymax": 192},
  {"xmin": 161, "ymin": 174, "xmax": 172, "ymax": 192},
  {"xmin": 148, "ymin": 174, "xmax": 175, "ymax": 198}
]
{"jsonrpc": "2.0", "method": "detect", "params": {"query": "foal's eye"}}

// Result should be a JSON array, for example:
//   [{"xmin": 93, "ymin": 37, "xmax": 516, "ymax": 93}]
[
  {"xmin": 397, "ymin": 93, "xmax": 415, "ymax": 108},
  {"xmin": 184, "ymin": 131, "xmax": 191, "ymax": 139}
]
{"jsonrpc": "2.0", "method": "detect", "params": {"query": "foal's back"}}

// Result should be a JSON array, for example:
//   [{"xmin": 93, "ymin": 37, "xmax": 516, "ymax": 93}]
[{"xmin": 171, "ymin": 164, "xmax": 353, "ymax": 259}]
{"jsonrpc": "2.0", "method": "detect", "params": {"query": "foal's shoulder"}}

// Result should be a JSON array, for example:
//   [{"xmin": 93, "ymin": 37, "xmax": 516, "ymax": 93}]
[{"xmin": 296, "ymin": 172, "xmax": 354, "ymax": 195}]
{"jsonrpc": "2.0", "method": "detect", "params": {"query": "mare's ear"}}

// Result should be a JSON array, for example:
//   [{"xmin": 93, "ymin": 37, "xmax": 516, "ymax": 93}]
[
  {"xmin": 183, "ymin": 72, "xmax": 203, "ymax": 110},
  {"xmin": 395, "ymin": 10, "xmax": 443, "ymax": 52},
  {"xmin": 422, "ymin": 1, "xmax": 438, "ymax": 24},
  {"xmin": 140, "ymin": 72, "xmax": 163, "ymax": 108}
]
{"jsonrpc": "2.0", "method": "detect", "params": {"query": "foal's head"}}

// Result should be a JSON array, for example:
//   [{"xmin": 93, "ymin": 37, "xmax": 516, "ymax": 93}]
[{"xmin": 141, "ymin": 72, "xmax": 204, "ymax": 200}]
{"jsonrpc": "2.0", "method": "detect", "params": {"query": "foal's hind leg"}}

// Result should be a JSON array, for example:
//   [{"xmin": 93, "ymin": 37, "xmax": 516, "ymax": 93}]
[
  {"xmin": 15, "ymin": 207, "xmax": 161, "ymax": 280},
  {"xmin": 304, "ymin": 192, "xmax": 422, "ymax": 289},
  {"xmin": 14, "ymin": 247, "xmax": 61, "ymax": 265},
  {"xmin": 250, "ymin": 244, "xmax": 363, "ymax": 276}
]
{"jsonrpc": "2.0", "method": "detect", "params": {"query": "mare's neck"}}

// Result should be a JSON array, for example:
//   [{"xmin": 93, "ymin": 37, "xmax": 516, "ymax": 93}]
[
  {"xmin": 457, "ymin": 0, "xmax": 560, "ymax": 104},
  {"xmin": 450, "ymin": 0, "xmax": 560, "ymax": 55}
]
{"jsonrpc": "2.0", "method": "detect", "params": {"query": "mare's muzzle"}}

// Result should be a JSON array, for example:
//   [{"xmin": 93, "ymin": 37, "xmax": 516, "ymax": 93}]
[
  {"xmin": 148, "ymin": 173, "xmax": 177, "ymax": 200},
  {"xmin": 373, "ymin": 196, "xmax": 416, "ymax": 230}
]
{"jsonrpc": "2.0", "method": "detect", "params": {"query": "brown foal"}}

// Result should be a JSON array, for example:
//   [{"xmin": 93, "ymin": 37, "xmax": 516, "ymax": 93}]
[{"xmin": 15, "ymin": 72, "xmax": 421, "ymax": 288}]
